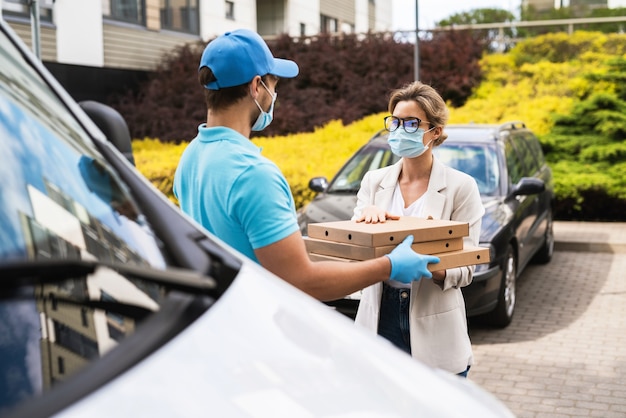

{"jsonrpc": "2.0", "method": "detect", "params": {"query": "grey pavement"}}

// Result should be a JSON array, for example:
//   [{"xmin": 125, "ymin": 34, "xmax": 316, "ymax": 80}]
[{"xmin": 469, "ymin": 221, "xmax": 626, "ymax": 417}]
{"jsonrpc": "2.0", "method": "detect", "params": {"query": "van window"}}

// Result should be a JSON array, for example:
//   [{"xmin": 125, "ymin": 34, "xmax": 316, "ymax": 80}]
[
  {"xmin": 0, "ymin": 26, "xmax": 170, "ymax": 412},
  {"xmin": 0, "ymin": 31, "xmax": 166, "ymax": 269}
]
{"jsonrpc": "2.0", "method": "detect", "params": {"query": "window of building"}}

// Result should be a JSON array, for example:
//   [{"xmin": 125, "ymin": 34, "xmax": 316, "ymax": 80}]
[
  {"xmin": 57, "ymin": 356, "xmax": 65, "ymax": 374},
  {"xmin": 1, "ymin": 0, "xmax": 53, "ymax": 22},
  {"xmin": 160, "ymin": 0, "xmax": 199, "ymax": 34},
  {"xmin": 101, "ymin": 291, "xmax": 125, "ymax": 327},
  {"xmin": 320, "ymin": 14, "xmax": 338, "ymax": 34},
  {"xmin": 225, "ymin": 1, "xmax": 234, "ymax": 20},
  {"xmin": 80, "ymin": 308, "xmax": 89, "ymax": 327},
  {"xmin": 300, "ymin": 23, "xmax": 306, "ymax": 36},
  {"xmin": 53, "ymin": 321, "xmax": 99, "ymax": 359},
  {"xmin": 103, "ymin": 0, "xmax": 146, "ymax": 26}
]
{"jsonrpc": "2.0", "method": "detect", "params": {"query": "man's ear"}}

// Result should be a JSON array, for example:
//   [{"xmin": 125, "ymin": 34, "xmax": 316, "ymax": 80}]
[{"xmin": 249, "ymin": 75, "xmax": 263, "ymax": 99}]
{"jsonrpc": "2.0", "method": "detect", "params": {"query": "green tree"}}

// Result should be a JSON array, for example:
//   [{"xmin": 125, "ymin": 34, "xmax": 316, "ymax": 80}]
[
  {"xmin": 519, "ymin": 6, "xmax": 573, "ymax": 37},
  {"xmin": 583, "ymin": 8, "xmax": 626, "ymax": 33},
  {"xmin": 437, "ymin": 8, "xmax": 516, "ymax": 26},
  {"xmin": 541, "ymin": 57, "xmax": 626, "ymax": 220},
  {"xmin": 520, "ymin": 6, "xmax": 626, "ymax": 36},
  {"xmin": 436, "ymin": 8, "xmax": 517, "ymax": 51}
]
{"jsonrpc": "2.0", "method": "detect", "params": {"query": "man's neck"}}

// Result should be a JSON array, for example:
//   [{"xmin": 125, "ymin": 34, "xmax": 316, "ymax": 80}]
[{"xmin": 206, "ymin": 107, "xmax": 252, "ymax": 138}]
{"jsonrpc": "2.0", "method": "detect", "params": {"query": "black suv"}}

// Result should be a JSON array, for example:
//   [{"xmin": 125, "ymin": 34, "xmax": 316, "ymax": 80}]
[{"xmin": 299, "ymin": 122, "xmax": 555, "ymax": 327}]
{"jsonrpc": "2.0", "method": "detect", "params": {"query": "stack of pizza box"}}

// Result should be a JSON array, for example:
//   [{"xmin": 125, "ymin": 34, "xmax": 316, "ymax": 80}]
[{"xmin": 305, "ymin": 216, "xmax": 489, "ymax": 271}]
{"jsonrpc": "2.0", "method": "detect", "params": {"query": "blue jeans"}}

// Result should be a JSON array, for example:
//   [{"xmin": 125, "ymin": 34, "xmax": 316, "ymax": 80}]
[
  {"xmin": 377, "ymin": 283, "xmax": 470, "ymax": 379},
  {"xmin": 377, "ymin": 283, "xmax": 411, "ymax": 354}
]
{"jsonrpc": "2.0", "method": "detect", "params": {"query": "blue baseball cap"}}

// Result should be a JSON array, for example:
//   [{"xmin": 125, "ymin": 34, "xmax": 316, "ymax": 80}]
[{"xmin": 199, "ymin": 29, "xmax": 299, "ymax": 90}]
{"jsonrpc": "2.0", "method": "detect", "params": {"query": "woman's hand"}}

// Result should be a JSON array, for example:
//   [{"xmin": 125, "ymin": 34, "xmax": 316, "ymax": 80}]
[{"xmin": 355, "ymin": 206, "xmax": 400, "ymax": 224}]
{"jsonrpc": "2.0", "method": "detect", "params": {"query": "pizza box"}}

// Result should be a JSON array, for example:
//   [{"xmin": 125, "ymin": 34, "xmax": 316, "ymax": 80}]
[
  {"xmin": 308, "ymin": 245, "xmax": 490, "ymax": 272},
  {"xmin": 307, "ymin": 216, "xmax": 469, "ymax": 247},
  {"xmin": 303, "ymin": 236, "xmax": 464, "ymax": 260}
]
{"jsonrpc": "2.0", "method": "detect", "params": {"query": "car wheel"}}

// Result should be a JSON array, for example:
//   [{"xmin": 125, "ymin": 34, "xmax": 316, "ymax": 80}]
[
  {"xmin": 532, "ymin": 211, "xmax": 554, "ymax": 264},
  {"xmin": 485, "ymin": 244, "xmax": 516, "ymax": 328}
]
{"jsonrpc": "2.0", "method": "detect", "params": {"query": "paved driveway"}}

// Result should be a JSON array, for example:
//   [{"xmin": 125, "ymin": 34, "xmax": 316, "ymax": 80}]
[{"xmin": 468, "ymin": 224, "xmax": 626, "ymax": 417}]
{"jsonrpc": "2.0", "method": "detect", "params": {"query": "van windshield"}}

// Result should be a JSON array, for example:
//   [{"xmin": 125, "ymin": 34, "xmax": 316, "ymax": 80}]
[{"xmin": 0, "ymin": 25, "xmax": 170, "ymax": 413}]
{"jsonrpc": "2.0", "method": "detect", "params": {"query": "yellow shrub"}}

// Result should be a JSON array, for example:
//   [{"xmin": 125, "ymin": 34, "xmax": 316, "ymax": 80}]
[
  {"xmin": 252, "ymin": 114, "xmax": 386, "ymax": 208},
  {"xmin": 132, "ymin": 138, "xmax": 187, "ymax": 203},
  {"xmin": 132, "ymin": 31, "xmax": 626, "ymax": 211},
  {"xmin": 132, "ymin": 114, "xmax": 386, "ymax": 208}
]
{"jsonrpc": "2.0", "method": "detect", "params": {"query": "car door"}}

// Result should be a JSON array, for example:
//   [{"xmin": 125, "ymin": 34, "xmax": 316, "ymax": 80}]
[
  {"xmin": 504, "ymin": 134, "xmax": 539, "ymax": 268},
  {"xmin": 516, "ymin": 133, "xmax": 548, "ymax": 255}
]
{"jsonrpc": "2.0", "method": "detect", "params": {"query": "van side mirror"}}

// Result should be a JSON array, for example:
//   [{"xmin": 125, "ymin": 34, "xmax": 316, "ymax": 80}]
[{"xmin": 79, "ymin": 100, "xmax": 135, "ymax": 166}]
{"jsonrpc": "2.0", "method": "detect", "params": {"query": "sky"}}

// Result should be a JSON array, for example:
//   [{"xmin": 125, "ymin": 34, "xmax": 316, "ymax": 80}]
[{"xmin": 392, "ymin": 0, "xmax": 626, "ymax": 31}]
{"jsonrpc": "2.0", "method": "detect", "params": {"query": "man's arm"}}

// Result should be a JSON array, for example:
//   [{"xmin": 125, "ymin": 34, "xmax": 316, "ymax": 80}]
[
  {"xmin": 255, "ymin": 231, "xmax": 390, "ymax": 301},
  {"xmin": 255, "ymin": 231, "xmax": 438, "ymax": 301}
]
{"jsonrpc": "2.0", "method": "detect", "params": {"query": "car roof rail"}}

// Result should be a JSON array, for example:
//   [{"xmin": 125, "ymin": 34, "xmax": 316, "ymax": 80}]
[{"xmin": 499, "ymin": 121, "xmax": 526, "ymax": 131}]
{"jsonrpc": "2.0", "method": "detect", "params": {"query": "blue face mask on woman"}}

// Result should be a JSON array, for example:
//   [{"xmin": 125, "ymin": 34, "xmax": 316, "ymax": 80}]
[
  {"xmin": 388, "ymin": 126, "xmax": 436, "ymax": 158},
  {"xmin": 251, "ymin": 80, "xmax": 277, "ymax": 132}
]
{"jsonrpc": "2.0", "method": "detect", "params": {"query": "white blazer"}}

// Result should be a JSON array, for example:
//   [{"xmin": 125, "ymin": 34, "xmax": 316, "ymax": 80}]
[{"xmin": 353, "ymin": 157, "xmax": 485, "ymax": 374}]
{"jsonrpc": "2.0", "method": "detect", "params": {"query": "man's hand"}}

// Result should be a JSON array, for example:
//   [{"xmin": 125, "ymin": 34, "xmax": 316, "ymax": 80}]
[
  {"xmin": 356, "ymin": 205, "xmax": 400, "ymax": 224},
  {"xmin": 385, "ymin": 235, "xmax": 440, "ymax": 283}
]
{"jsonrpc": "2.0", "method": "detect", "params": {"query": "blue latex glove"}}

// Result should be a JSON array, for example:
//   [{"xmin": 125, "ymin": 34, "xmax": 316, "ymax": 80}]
[{"xmin": 385, "ymin": 235, "xmax": 440, "ymax": 283}]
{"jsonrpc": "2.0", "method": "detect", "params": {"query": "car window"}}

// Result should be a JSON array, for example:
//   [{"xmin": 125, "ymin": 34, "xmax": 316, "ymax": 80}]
[
  {"xmin": 329, "ymin": 142, "xmax": 399, "ymax": 192},
  {"xmin": 510, "ymin": 134, "xmax": 539, "ymax": 177},
  {"xmin": 0, "ymin": 26, "xmax": 173, "ymax": 413},
  {"xmin": 522, "ymin": 131, "xmax": 546, "ymax": 167},
  {"xmin": 504, "ymin": 138, "xmax": 525, "ymax": 185},
  {"xmin": 434, "ymin": 144, "xmax": 500, "ymax": 196}
]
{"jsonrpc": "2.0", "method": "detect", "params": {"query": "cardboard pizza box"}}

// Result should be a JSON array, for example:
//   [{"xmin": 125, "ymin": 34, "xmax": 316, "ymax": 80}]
[
  {"xmin": 308, "ymin": 245, "xmax": 490, "ymax": 272},
  {"xmin": 303, "ymin": 236, "xmax": 464, "ymax": 260},
  {"xmin": 307, "ymin": 216, "xmax": 469, "ymax": 247}
]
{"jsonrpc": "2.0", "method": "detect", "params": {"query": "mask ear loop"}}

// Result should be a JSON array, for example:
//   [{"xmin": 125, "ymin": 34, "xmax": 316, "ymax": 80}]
[
  {"xmin": 423, "ymin": 126, "xmax": 438, "ymax": 149},
  {"xmin": 250, "ymin": 77, "xmax": 266, "ymax": 113}
]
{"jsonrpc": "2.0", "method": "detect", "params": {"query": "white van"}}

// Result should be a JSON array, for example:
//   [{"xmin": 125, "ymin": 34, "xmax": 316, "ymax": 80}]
[{"xmin": 0, "ymin": 19, "xmax": 513, "ymax": 418}]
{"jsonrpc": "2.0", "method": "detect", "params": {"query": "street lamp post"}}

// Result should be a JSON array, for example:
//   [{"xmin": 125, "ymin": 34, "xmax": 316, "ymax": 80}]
[
  {"xmin": 29, "ymin": 0, "xmax": 41, "ymax": 60},
  {"xmin": 414, "ymin": 0, "xmax": 419, "ymax": 81}
]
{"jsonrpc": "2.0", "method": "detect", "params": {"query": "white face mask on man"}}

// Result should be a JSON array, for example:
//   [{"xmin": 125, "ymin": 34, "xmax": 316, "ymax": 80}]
[{"xmin": 251, "ymin": 80, "xmax": 277, "ymax": 131}]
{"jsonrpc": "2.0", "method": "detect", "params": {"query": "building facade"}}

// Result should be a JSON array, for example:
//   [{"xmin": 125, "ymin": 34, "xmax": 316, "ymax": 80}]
[{"xmin": 1, "ymin": 0, "xmax": 392, "ymax": 72}]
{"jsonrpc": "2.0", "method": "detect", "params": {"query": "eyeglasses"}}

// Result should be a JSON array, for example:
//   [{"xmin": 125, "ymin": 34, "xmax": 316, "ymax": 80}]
[{"xmin": 384, "ymin": 116, "xmax": 430, "ymax": 134}]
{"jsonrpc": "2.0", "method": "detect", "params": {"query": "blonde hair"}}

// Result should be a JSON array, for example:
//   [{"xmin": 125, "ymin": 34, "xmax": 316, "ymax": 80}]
[{"xmin": 388, "ymin": 81, "xmax": 449, "ymax": 145}]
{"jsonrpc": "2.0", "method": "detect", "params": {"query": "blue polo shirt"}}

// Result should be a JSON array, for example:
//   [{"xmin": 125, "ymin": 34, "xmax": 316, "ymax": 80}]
[{"xmin": 173, "ymin": 125, "xmax": 299, "ymax": 263}]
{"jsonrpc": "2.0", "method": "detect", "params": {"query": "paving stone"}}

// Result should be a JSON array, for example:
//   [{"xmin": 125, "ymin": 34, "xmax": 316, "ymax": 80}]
[{"xmin": 469, "ymin": 222, "xmax": 626, "ymax": 417}]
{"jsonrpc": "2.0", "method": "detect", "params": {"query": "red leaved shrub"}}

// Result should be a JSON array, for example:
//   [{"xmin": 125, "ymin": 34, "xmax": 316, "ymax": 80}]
[{"xmin": 108, "ymin": 31, "xmax": 486, "ymax": 143}]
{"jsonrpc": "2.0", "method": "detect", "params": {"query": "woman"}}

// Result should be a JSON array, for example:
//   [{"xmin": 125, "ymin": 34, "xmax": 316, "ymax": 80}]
[{"xmin": 353, "ymin": 81, "xmax": 484, "ymax": 377}]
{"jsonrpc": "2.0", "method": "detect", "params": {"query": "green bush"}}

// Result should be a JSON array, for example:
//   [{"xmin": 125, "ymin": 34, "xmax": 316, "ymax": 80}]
[{"xmin": 131, "ymin": 31, "xmax": 626, "ymax": 222}]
